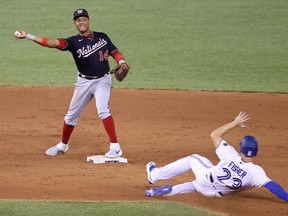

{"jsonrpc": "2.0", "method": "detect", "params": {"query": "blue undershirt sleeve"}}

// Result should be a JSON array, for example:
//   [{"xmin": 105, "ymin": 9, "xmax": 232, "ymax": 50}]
[{"xmin": 264, "ymin": 181, "xmax": 288, "ymax": 202}]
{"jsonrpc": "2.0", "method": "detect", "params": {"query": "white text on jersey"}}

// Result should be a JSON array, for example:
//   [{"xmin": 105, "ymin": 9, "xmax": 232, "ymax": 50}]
[{"xmin": 77, "ymin": 38, "xmax": 107, "ymax": 58}]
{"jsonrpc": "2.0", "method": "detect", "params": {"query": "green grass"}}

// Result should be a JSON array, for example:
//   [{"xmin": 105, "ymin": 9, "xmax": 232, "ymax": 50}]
[
  {"xmin": 1, "ymin": 0, "xmax": 287, "ymax": 92},
  {"xmin": 0, "ymin": 200, "xmax": 217, "ymax": 216}
]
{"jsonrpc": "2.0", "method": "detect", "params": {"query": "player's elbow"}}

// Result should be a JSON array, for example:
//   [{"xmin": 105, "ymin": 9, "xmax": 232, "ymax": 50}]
[
  {"xmin": 210, "ymin": 131, "xmax": 221, "ymax": 148},
  {"xmin": 210, "ymin": 131, "xmax": 217, "ymax": 141}
]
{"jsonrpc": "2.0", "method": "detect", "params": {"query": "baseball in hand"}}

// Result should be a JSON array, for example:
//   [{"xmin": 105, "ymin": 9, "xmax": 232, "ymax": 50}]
[{"xmin": 14, "ymin": 31, "xmax": 22, "ymax": 37}]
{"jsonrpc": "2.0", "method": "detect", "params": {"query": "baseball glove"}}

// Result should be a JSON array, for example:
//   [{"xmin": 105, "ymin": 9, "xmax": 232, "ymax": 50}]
[{"xmin": 110, "ymin": 63, "xmax": 130, "ymax": 82}]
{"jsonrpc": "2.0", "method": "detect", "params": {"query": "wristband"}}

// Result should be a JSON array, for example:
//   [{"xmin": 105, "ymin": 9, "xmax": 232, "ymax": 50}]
[
  {"xmin": 26, "ymin": 33, "xmax": 36, "ymax": 41},
  {"xmin": 118, "ymin": 59, "xmax": 126, "ymax": 64},
  {"xmin": 41, "ymin": 38, "xmax": 48, "ymax": 47},
  {"xmin": 114, "ymin": 53, "xmax": 125, "ymax": 64}
]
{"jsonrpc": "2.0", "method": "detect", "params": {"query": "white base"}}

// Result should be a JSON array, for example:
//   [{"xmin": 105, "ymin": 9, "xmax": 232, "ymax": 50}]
[{"xmin": 87, "ymin": 155, "xmax": 128, "ymax": 164}]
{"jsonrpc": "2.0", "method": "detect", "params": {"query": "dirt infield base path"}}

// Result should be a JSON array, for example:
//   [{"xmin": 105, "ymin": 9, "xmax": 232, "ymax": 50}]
[{"xmin": 0, "ymin": 86, "xmax": 287, "ymax": 216}]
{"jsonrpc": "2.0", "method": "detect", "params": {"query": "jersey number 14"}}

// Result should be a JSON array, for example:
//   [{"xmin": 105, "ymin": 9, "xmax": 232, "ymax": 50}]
[{"xmin": 99, "ymin": 50, "xmax": 109, "ymax": 61}]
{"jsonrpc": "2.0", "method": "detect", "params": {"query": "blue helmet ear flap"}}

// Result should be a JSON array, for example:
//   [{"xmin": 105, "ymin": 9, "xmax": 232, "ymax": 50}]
[{"xmin": 240, "ymin": 135, "xmax": 258, "ymax": 157}]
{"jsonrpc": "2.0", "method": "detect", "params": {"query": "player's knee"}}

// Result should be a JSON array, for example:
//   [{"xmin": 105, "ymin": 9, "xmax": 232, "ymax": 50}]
[{"xmin": 64, "ymin": 115, "xmax": 78, "ymax": 126}]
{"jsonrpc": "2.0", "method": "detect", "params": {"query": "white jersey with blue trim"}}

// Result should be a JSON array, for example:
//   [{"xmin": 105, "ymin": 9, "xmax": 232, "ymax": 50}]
[{"xmin": 210, "ymin": 139, "xmax": 271, "ymax": 195}]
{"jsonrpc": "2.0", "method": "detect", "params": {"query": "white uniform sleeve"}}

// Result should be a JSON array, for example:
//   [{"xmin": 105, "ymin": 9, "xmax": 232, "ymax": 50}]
[
  {"xmin": 215, "ymin": 139, "xmax": 239, "ymax": 160},
  {"xmin": 251, "ymin": 165, "xmax": 271, "ymax": 187}
]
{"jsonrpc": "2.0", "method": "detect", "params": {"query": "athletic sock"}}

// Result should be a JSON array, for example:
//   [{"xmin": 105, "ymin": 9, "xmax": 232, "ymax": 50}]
[
  {"xmin": 102, "ymin": 115, "xmax": 118, "ymax": 143},
  {"xmin": 61, "ymin": 121, "xmax": 74, "ymax": 144}
]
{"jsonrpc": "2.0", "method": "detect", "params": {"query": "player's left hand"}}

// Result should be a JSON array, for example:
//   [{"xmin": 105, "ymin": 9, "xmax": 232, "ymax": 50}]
[
  {"xmin": 110, "ymin": 63, "xmax": 130, "ymax": 82},
  {"xmin": 234, "ymin": 111, "xmax": 249, "ymax": 127}
]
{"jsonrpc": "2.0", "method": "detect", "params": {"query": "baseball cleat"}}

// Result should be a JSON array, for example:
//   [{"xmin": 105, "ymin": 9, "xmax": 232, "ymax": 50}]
[
  {"xmin": 105, "ymin": 143, "xmax": 122, "ymax": 158},
  {"xmin": 45, "ymin": 142, "xmax": 69, "ymax": 156},
  {"xmin": 146, "ymin": 161, "xmax": 156, "ymax": 184},
  {"xmin": 145, "ymin": 185, "xmax": 172, "ymax": 197}
]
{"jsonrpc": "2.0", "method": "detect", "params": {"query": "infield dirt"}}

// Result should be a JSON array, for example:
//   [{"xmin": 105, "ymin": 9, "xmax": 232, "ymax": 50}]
[{"xmin": 0, "ymin": 86, "xmax": 287, "ymax": 215}]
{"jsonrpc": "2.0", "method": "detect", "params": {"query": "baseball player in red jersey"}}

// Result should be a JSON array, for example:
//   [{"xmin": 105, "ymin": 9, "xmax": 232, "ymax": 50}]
[
  {"xmin": 14, "ymin": 9, "xmax": 128, "ymax": 158},
  {"xmin": 146, "ymin": 112, "xmax": 288, "ymax": 202}
]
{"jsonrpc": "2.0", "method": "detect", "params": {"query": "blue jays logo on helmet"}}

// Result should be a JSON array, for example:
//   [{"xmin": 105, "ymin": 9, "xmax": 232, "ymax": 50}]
[{"xmin": 240, "ymin": 135, "xmax": 258, "ymax": 157}]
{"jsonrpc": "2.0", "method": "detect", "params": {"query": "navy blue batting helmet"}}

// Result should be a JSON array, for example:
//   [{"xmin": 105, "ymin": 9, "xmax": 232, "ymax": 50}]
[{"xmin": 239, "ymin": 135, "xmax": 258, "ymax": 157}]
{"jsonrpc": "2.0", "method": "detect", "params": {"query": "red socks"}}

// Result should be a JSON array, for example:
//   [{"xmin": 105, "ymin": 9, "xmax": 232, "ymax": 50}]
[
  {"xmin": 102, "ymin": 116, "xmax": 118, "ymax": 143},
  {"xmin": 62, "ymin": 122, "xmax": 74, "ymax": 144},
  {"xmin": 61, "ymin": 116, "xmax": 117, "ymax": 144}
]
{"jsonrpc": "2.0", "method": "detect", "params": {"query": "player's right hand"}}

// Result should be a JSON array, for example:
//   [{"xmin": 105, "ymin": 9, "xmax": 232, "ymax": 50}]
[{"xmin": 14, "ymin": 30, "xmax": 27, "ymax": 39}]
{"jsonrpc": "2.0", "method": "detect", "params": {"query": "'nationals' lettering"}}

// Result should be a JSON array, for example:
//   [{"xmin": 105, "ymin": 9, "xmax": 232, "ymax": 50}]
[{"xmin": 77, "ymin": 38, "xmax": 107, "ymax": 58}]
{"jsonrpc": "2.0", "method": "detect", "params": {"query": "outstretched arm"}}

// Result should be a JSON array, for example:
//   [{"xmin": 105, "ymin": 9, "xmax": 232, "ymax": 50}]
[
  {"xmin": 264, "ymin": 181, "xmax": 288, "ymax": 202},
  {"xmin": 210, "ymin": 111, "xmax": 250, "ymax": 148},
  {"xmin": 14, "ymin": 30, "xmax": 60, "ymax": 48}
]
